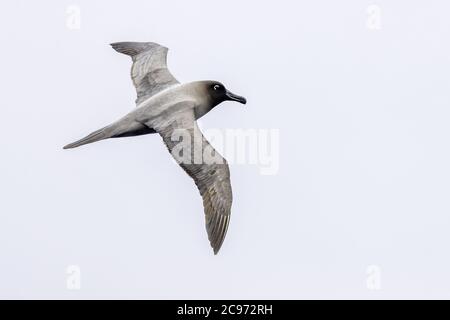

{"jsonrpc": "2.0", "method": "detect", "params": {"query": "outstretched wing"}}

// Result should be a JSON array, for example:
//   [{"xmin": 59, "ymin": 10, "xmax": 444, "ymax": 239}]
[
  {"xmin": 150, "ymin": 110, "xmax": 232, "ymax": 254},
  {"xmin": 110, "ymin": 42, "xmax": 179, "ymax": 105}
]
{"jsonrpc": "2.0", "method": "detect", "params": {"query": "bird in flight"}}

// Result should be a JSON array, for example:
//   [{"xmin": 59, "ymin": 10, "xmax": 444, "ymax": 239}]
[{"xmin": 64, "ymin": 42, "xmax": 247, "ymax": 254}]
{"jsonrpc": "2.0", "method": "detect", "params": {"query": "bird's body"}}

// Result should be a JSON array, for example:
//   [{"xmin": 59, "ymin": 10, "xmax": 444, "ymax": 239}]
[
  {"xmin": 64, "ymin": 42, "xmax": 246, "ymax": 254},
  {"xmin": 132, "ymin": 81, "xmax": 216, "ymax": 130},
  {"xmin": 64, "ymin": 81, "xmax": 221, "ymax": 148}
]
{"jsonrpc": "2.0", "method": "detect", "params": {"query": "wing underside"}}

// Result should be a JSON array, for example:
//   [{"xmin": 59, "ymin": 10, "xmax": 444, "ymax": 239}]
[
  {"xmin": 111, "ymin": 42, "xmax": 179, "ymax": 104},
  {"xmin": 149, "ymin": 110, "xmax": 233, "ymax": 254}
]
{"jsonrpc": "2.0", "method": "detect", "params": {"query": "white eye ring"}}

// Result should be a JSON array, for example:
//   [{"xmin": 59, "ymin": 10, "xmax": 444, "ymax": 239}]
[{"xmin": 213, "ymin": 84, "xmax": 221, "ymax": 90}]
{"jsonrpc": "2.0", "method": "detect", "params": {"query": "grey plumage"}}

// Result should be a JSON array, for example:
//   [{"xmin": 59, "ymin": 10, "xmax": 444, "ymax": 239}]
[
  {"xmin": 64, "ymin": 42, "xmax": 246, "ymax": 254},
  {"xmin": 110, "ymin": 42, "xmax": 179, "ymax": 104}
]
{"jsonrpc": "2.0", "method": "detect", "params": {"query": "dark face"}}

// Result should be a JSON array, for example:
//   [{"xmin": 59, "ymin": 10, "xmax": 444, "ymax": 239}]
[{"xmin": 208, "ymin": 82, "xmax": 247, "ymax": 105}]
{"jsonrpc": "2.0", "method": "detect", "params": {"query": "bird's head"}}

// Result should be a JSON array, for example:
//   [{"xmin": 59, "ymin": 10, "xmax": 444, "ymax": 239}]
[{"xmin": 204, "ymin": 81, "xmax": 247, "ymax": 106}]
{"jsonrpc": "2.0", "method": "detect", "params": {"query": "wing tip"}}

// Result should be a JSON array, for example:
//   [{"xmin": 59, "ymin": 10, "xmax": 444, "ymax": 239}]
[
  {"xmin": 209, "ymin": 219, "xmax": 229, "ymax": 255},
  {"xmin": 212, "ymin": 245, "xmax": 221, "ymax": 255},
  {"xmin": 109, "ymin": 41, "xmax": 167, "ymax": 57}
]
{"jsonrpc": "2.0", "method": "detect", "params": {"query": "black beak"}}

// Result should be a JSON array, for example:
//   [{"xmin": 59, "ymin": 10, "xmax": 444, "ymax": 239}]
[{"xmin": 225, "ymin": 90, "xmax": 247, "ymax": 105}]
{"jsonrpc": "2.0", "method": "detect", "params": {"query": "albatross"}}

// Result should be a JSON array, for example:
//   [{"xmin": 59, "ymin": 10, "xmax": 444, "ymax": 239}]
[{"xmin": 63, "ymin": 42, "xmax": 247, "ymax": 254}]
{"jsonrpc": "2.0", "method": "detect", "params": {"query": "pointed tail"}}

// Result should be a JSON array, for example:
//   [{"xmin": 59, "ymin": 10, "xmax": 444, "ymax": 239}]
[{"xmin": 63, "ymin": 126, "xmax": 110, "ymax": 149}]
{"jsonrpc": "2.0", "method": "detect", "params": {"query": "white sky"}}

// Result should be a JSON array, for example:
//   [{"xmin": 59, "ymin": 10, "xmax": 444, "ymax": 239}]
[{"xmin": 1, "ymin": 0, "xmax": 450, "ymax": 299}]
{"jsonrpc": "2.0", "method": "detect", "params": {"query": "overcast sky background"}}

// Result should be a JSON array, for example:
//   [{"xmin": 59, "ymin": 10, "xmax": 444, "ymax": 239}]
[{"xmin": 1, "ymin": 0, "xmax": 450, "ymax": 299}]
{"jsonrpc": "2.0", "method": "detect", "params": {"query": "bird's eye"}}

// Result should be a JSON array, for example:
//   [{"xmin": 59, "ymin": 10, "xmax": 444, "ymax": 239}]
[{"xmin": 213, "ymin": 84, "xmax": 221, "ymax": 91}]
